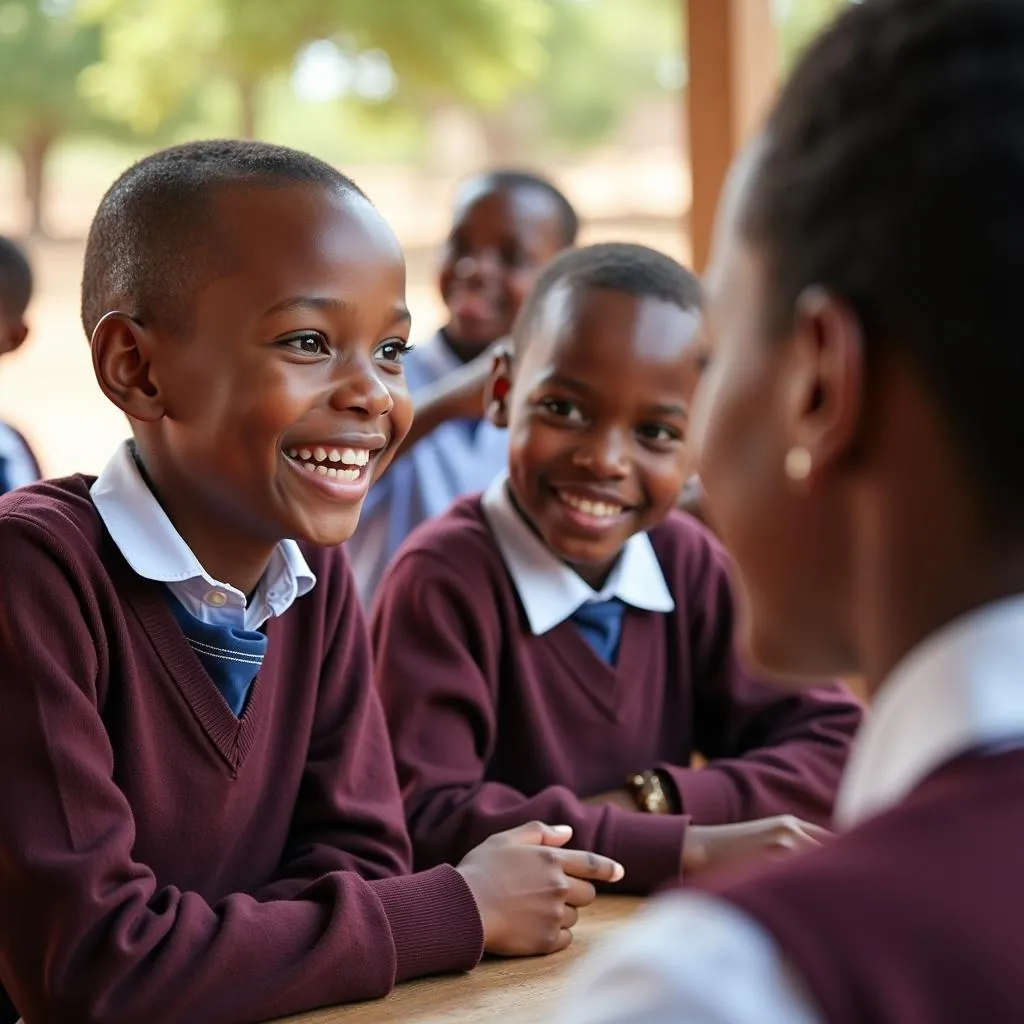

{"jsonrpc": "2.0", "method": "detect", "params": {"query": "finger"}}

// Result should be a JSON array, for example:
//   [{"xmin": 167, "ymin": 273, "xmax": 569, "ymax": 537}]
[
  {"xmin": 553, "ymin": 928, "xmax": 574, "ymax": 953},
  {"xmin": 561, "ymin": 903, "xmax": 580, "ymax": 930},
  {"xmin": 556, "ymin": 848, "xmax": 625, "ymax": 883},
  {"xmin": 800, "ymin": 823, "xmax": 833, "ymax": 842},
  {"xmin": 564, "ymin": 876, "xmax": 597, "ymax": 908},
  {"xmin": 496, "ymin": 821, "xmax": 574, "ymax": 848}
]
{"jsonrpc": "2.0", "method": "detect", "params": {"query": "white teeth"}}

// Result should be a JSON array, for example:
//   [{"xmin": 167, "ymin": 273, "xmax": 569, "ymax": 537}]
[
  {"xmin": 560, "ymin": 493, "xmax": 624, "ymax": 518},
  {"xmin": 288, "ymin": 444, "xmax": 373, "ymax": 476},
  {"xmin": 340, "ymin": 448, "xmax": 370, "ymax": 466}
]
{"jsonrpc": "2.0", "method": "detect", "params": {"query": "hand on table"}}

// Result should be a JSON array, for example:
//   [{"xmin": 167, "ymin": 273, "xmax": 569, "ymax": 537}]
[
  {"xmin": 682, "ymin": 815, "xmax": 831, "ymax": 877},
  {"xmin": 457, "ymin": 821, "xmax": 625, "ymax": 957}
]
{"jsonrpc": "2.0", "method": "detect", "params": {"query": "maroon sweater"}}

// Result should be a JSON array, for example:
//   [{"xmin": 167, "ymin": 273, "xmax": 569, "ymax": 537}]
[
  {"xmin": 372, "ymin": 496, "xmax": 862, "ymax": 894},
  {"xmin": 707, "ymin": 750, "xmax": 1024, "ymax": 1023},
  {"xmin": 0, "ymin": 477, "xmax": 483, "ymax": 1024}
]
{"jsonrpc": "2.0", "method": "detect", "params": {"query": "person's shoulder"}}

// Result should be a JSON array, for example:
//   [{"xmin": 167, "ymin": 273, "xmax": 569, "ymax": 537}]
[
  {"xmin": 380, "ymin": 495, "xmax": 508, "ymax": 598},
  {"xmin": 647, "ymin": 510, "xmax": 731, "ymax": 590},
  {"xmin": 0, "ymin": 474, "xmax": 102, "ymax": 548},
  {"xmin": 399, "ymin": 494, "xmax": 498, "ymax": 563}
]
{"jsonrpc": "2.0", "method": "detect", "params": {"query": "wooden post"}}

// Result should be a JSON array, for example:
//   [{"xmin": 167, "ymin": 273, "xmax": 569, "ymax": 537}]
[{"xmin": 685, "ymin": 0, "xmax": 779, "ymax": 271}]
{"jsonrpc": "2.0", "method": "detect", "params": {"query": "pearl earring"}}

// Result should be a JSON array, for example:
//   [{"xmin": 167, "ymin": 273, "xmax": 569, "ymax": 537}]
[{"xmin": 784, "ymin": 446, "xmax": 812, "ymax": 482}]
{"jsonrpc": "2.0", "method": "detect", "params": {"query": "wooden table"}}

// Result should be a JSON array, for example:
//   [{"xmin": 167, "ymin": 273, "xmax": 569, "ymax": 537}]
[{"xmin": 273, "ymin": 896, "xmax": 643, "ymax": 1024}]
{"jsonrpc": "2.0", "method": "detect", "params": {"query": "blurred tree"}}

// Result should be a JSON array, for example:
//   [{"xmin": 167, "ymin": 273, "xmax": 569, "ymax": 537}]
[
  {"xmin": 81, "ymin": 0, "xmax": 551, "ymax": 140},
  {"xmin": 0, "ymin": 0, "xmax": 106, "ymax": 235}
]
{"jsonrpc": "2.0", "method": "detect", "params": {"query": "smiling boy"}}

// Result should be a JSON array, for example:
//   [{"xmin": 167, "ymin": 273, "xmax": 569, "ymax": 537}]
[
  {"xmin": 373, "ymin": 243, "xmax": 862, "ymax": 893},
  {"xmin": 0, "ymin": 141, "xmax": 621, "ymax": 1024}
]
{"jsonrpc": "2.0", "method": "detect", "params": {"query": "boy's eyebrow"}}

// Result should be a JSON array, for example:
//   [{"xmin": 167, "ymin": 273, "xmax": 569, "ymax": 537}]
[
  {"xmin": 643, "ymin": 401, "xmax": 688, "ymax": 418},
  {"xmin": 262, "ymin": 295, "xmax": 350, "ymax": 318},
  {"xmin": 261, "ymin": 296, "xmax": 412, "ymax": 326}
]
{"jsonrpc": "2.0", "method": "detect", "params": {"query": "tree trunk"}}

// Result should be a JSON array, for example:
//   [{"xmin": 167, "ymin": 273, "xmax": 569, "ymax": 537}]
[
  {"xmin": 19, "ymin": 127, "xmax": 56, "ymax": 239},
  {"xmin": 239, "ymin": 79, "xmax": 259, "ymax": 139}
]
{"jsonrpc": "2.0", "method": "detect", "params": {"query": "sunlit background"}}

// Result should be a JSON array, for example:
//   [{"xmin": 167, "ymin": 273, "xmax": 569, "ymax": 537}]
[{"xmin": 0, "ymin": 0, "xmax": 848, "ymax": 476}]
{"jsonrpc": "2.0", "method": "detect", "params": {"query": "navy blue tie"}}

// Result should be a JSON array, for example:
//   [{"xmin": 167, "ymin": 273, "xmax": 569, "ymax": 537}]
[
  {"xmin": 0, "ymin": 455, "xmax": 12, "ymax": 496},
  {"xmin": 165, "ymin": 592, "xmax": 267, "ymax": 716},
  {"xmin": 570, "ymin": 598, "xmax": 626, "ymax": 664}
]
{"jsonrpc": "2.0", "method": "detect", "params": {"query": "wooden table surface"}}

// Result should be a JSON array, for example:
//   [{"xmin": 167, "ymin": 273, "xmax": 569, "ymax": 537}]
[{"xmin": 271, "ymin": 896, "xmax": 644, "ymax": 1024}]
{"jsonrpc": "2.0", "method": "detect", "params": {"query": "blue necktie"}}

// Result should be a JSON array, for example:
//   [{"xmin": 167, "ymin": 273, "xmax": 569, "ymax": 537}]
[
  {"xmin": 570, "ymin": 598, "xmax": 626, "ymax": 664},
  {"xmin": 165, "ymin": 592, "xmax": 267, "ymax": 716},
  {"xmin": 0, "ymin": 455, "xmax": 12, "ymax": 495}
]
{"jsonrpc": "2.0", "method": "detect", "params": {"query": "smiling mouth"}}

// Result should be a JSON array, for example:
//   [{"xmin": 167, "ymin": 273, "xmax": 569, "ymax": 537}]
[
  {"xmin": 285, "ymin": 445, "xmax": 372, "ymax": 481},
  {"xmin": 555, "ymin": 490, "xmax": 632, "ymax": 520}
]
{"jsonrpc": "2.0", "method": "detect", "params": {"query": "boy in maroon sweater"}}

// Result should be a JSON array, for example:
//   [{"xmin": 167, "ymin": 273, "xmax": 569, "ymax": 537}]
[
  {"xmin": 373, "ymin": 242, "xmax": 862, "ymax": 894},
  {"xmin": 565, "ymin": 1, "xmax": 1024, "ymax": 1021},
  {"xmin": 0, "ymin": 141, "xmax": 624, "ymax": 1024}
]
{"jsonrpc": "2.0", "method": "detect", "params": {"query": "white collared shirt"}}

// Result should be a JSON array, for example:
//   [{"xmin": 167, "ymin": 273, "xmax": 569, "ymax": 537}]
[
  {"xmin": 91, "ymin": 442, "xmax": 316, "ymax": 631},
  {"xmin": 562, "ymin": 594, "xmax": 1024, "ymax": 1024},
  {"xmin": 480, "ymin": 472, "xmax": 675, "ymax": 632}
]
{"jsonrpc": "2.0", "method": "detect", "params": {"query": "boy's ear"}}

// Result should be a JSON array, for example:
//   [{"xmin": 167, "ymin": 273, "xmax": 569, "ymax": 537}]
[
  {"xmin": 485, "ymin": 345, "xmax": 513, "ymax": 428},
  {"xmin": 91, "ymin": 311, "xmax": 166, "ymax": 423}
]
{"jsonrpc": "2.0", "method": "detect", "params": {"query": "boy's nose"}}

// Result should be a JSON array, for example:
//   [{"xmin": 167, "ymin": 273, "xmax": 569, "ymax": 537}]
[
  {"xmin": 454, "ymin": 250, "xmax": 503, "ymax": 282},
  {"xmin": 329, "ymin": 360, "xmax": 394, "ymax": 418},
  {"xmin": 572, "ymin": 430, "xmax": 630, "ymax": 478}
]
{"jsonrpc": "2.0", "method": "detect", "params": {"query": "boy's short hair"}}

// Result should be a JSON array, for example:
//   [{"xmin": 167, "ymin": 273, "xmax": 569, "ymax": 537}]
[
  {"xmin": 742, "ymin": 0, "xmax": 1024, "ymax": 521},
  {"xmin": 80, "ymin": 140, "xmax": 367, "ymax": 341},
  {"xmin": 512, "ymin": 241, "xmax": 701, "ymax": 350},
  {"xmin": 467, "ymin": 170, "xmax": 580, "ymax": 247},
  {"xmin": 0, "ymin": 236, "xmax": 33, "ymax": 320}
]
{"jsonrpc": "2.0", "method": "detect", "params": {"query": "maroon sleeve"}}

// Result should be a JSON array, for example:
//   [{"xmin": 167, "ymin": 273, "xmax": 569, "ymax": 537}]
[
  {"xmin": 373, "ymin": 549, "xmax": 687, "ymax": 895},
  {"xmin": 0, "ymin": 516, "xmax": 482, "ymax": 1024},
  {"xmin": 254, "ymin": 553, "xmax": 414, "ymax": 899},
  {"xmin": 656, "ymin": 525, "xmax": 864, "ymax": 827}
]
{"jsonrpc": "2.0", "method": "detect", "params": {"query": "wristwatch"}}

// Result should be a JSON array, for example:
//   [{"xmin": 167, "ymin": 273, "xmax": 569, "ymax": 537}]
[{"xmin": 626, "ymin": 769, "xmax": 671, "ymax": 814}]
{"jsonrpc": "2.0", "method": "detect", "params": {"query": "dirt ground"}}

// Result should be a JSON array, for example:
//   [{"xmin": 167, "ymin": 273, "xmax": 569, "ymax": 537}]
[{"xmin": 0, "ymin": 155, "xmax": 690, "ymax": 478}]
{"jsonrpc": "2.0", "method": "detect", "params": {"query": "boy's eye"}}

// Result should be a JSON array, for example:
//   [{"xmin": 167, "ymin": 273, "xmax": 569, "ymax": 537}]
[
  {"xmin": 539, "ymin": 398, "xmax": 584, "ymax": 421},
  {"xmin": 637, "ymin": 423, "xmax": 681, "ymax": 444},
  {"xmin": 282, "ymin": 332, "xmax": 328, "ymax": 356},
  {"xmin": 375, "ymin": 339, "xmax": 413, "ymax": 364}
]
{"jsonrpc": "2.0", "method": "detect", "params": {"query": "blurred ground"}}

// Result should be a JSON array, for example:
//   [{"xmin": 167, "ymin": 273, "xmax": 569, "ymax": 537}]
[{"xmin": 0, "ymin": 146, "xmax": 690, "ymax": 477}]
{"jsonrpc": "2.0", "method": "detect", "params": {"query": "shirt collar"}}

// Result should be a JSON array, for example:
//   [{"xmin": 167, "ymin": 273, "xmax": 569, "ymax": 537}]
[
  {"xmin": 90, "ymin": 441, "xmax": 316, "ymax": 619},
  {"xmin": 835, "ymin": 593, "xmax": 1024, "ymax": 829},
  {"xmin": 480, "ymin": 472, "xmax": 674, "ymax": 636}
]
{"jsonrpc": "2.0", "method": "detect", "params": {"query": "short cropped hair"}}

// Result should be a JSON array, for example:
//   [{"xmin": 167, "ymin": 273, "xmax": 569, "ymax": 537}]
[
  {"xmin": 743, "ymin": 0, "xmax": 1024, "ymax": 521},
  {"xmin": 0, "ymin": 236, "xmax": 33, "ymax": 319},
  {"xmin": 465, "ymin": 170, "xmax": 579, "ymax": 247},
  {"xmin": 512, "ymin": 241, "xmax": 701, "ymax": 349},
  {"xmin": 81, "ymin": 139, "xmax": 367, "ymax": 340}
]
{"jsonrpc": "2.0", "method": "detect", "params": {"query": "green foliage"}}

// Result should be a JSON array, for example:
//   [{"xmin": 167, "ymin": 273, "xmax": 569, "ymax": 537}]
[
  {"xmin": 0, "ymin": 0, "xmax": 103, "ymax": 142},
  {"xmin": 81, "ymin": 0, "xmax": 552, "ymax": 135},
  {"xmin": 539, "ymin": 0, "xmax": 681, "ymax": 148}
]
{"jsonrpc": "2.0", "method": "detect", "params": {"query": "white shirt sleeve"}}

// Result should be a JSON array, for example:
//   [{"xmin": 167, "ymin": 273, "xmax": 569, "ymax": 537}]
[{"xmin": 561, "ymin": 893, "xmax": 823, "ymax": 1024}]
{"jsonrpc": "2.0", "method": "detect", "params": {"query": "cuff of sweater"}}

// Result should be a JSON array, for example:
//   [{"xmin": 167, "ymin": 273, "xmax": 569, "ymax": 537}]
[
  {"xmin": 372, "ymin": 864, "xmax": 484, "ymax": 983},
  {"xmin": 603, "ymin": 810, "xmax": 688, "ymax": 894},
  {"xmin": 658, "ymin": 762, "xmax": 740, "ymax": 824}
]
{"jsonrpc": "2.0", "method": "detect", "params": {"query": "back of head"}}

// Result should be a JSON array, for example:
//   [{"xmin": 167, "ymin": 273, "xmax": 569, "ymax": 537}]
[
  {"xmin": 471, "ymin": 169, "xmax": 580, "ymax": 247},
  {"xmin": 0, "ymin": 235, "xmax": 33, "ymax": 323},
  {"xmin": 512, "ymin": 241, "xmax": 701, "ymax": 350},
  {"xmin": 80, "ymin": 139, "xmax": 366, "ymax": 342},
  {"xmin": 743, "ymin": 0, "xmax": 1024, "ymax": 523}
]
